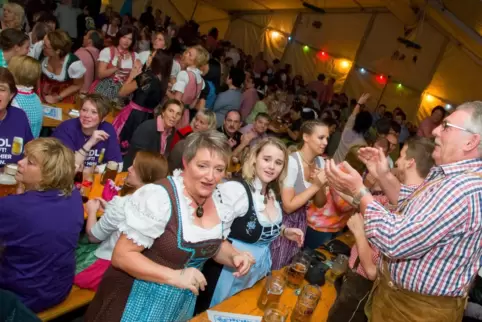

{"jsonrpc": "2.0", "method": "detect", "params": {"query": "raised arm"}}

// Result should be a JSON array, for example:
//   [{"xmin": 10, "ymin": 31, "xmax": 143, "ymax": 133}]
[{"xmin": 358, "ymin": 147, "xmax": 401, "ymax": 204}]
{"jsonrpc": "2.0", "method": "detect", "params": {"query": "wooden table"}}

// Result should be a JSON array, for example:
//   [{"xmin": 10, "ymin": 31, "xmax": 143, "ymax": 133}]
[
  {"xmin": 43, "ymin": 103, "xmax": 117, "ymax": 128},
  {"xmin": 190, "ymin": 233, "xmax": 355, "ymax": 322}
]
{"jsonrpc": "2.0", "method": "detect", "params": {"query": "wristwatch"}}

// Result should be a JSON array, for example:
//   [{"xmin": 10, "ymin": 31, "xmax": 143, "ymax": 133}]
[{"xmin": 352, "ymin": 186, "xmax": 370, "ymax": 207}]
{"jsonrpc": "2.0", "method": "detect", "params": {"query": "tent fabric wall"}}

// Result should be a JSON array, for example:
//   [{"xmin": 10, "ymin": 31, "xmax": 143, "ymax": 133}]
[
  {"xmin": 224, "ymin": 18, "xmax": 265, "ymax": 55},
  {"xmin": 378, "ymin": 83, "xmax": 421, "ymax": 122},
  {"xmin": 356, "ymin": 13, "xmax": 446, "ymax": 92},
  {"xmin": 295, "ymin": 13, "xmax": 372, "ymax": 60},
  {"xmin": 426, "ymin": 42, "xmax": 482, "ymax": 105},
  {"xmin": 343, "ymin": 69, "xmax": 386, "ymax": 111},
  {"xmin": 282, "ymin": 43, "xmax": 351, "ymax": 93}
]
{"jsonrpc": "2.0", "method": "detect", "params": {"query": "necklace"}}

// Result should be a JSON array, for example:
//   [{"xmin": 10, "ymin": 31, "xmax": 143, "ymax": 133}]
[
  {"xmin": 299, "ymin": 151, "xmax": 315, "ymax": 167},
  {"xmin": 185, "ymin": 188, "xmax": 207, "ymax": 218}
]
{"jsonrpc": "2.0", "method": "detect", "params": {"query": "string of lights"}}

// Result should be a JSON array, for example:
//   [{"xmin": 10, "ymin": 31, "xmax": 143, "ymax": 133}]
[{"xmin": 267, "ymin": 29, "xmax": 454, "ymax": 111}]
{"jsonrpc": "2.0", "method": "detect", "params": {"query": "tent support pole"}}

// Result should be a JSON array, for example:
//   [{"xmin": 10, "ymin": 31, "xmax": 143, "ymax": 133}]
[
  {"xmin": 190, "ymin": 1, "xmax": 199, "ymax": 20},
  {"xmin": 341, "ymin": 12, "xmax": 376, "ymax": 93},
  {"xmin": 280, "ymin": 13, "xmax": 302, "ymax": 63},
  {"xmin": 168, "ymin": 0, "xmax": 187, "ymax": 22}
]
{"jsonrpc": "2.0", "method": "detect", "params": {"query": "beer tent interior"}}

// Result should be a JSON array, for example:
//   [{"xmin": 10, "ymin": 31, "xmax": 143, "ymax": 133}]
[{"xmin": 107, "ymin": 0, "xmax": 482, "ymax": 123}]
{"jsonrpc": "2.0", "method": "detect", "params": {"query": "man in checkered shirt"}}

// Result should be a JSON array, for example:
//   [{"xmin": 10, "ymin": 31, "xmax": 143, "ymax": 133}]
[{"xmin": 326, "ymin": 101, "xmax": 482, "ymax": 322}]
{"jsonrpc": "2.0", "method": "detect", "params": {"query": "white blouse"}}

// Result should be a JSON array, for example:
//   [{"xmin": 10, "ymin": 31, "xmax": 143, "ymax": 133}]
[
  {"xmin": 90, "ymin": 195, "xmax": 130, "ymax": 260},
  {"xmin": 41, "ymin": 56, "xmax": 86, "ymax": 81},
  {"xmin": 172, "ymin": 67, "xmax": 205, "ymax": 93},
  {"xmin": 284, "ymin": 152, "xmax": 325, "ymax": 189},
  {"xmin": 218, "ymin": 178, "xmax": 282, "ymax": 227},
  {"xmin": 98, "ymin": 47, "xmax": 139, "ymax": 69},
  {"xmin": 117, "ymin": 172, "xmax": 236, "ymax": 249}
]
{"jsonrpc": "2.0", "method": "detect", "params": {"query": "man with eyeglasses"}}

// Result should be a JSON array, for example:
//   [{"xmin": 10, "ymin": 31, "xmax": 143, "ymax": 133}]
[{"xmin": 324, "ymin": 101, "xmax": 482, "ymax": 322}]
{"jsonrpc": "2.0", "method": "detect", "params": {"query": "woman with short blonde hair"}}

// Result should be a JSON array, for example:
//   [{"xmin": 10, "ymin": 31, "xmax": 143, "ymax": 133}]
[
  {"xmin": 168, "ymin": 110, "xmax": 218, "ymax": 173},
  {"xmin": 169, "ymin": 45, "xmax": 210, "ymax": 128},
  {"xmin": 9, "ymin": 56, "xmax": 44, "ymax": 137},
  {"xmin": 86, "ymin": 131, "xmax": 253, "ymax": 321},
  {"xmin": 1, "ymin": 3, "xmax": 25, "ymax": 30},
  {"xmin": 0, "ymin": 137, "xmax": 84, "ymax": 312}
]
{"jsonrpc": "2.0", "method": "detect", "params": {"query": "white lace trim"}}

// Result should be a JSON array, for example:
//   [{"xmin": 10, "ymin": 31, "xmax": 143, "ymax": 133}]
[
  {"xmin": 251, "ymin": 177, "xmax": 282, "ymax": 219},
  {"xmin": 118, "ymin": 223, "xmax": 154, "ymax": 248}
]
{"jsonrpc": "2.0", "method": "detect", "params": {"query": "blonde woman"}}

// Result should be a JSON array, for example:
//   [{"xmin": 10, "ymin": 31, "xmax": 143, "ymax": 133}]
[
  {"xmin": 168, "ymin": 45, "xmax": 209, "ymax": 128},
  {"xmin": 195, "ymin": 137, "xmax": 304, "ymax": 313},
  {"xmin": 1, "ymin": 3, "xmax": 25, "ymax": 30},
  {"xmin": 8, "ymin": 56, "xmax": 43, "ymax": 137},
  {"xmin": 0, "ymin": 138, "xmax": 84, "ymax": 312},
  {"xmin": 168, "ymin": 110, "xmax": 217, "ymax": 173}
]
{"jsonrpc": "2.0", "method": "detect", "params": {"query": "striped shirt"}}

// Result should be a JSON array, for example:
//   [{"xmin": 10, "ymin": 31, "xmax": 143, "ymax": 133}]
[{"xmin": 365, "ymin": 158, "xmax": 482, "ymax": 297}]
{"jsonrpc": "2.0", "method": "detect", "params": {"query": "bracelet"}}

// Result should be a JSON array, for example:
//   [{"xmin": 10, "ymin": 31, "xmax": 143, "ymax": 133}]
[
  {"xmin": 78, "ymin": 149, "xmax": 86, "ymax": 156},
  {"xmin": 280, "ymin": 225, "xmax": 286, "ymax": 237},
  {"xmin": 81, "ymin": 146, "xmax": 89, "ymax": 154},
  {"xmin": 57, "ymin": 95, "xmax": 63, "ymax": 102}
]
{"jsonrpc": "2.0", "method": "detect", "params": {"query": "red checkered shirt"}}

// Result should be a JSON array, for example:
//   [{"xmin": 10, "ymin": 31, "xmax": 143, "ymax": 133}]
[{"xmin": 364, "ymin": 159, "xmax": 482, "ymax": 297}]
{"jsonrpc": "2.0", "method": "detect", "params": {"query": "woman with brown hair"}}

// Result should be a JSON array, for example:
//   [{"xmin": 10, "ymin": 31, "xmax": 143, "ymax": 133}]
[
  {"xmin": 75, "ymin": 151, "xmax": 169, "ymax": 291},
  {"xmin": 122, "ymin": 98, "xmax": 184, "ymax": 170},
  {"xmin": 270, "ymin": 120, "xmax": 328, "ymax": 269},
  {"xmin": 0, "ymin": 137, "xmax": 84, "ymax": 312},
  {"xmin": 40, "ymin": 30, "xmax": 86, "ymax": 104},
  {"xmin": 0, "ymin": 28, "xmax": 29, "ymax": 68}
]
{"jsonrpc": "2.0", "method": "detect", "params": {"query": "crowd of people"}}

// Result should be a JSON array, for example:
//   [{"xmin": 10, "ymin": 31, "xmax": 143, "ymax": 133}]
[{"xmin": 0, "ymin": 1, "xmax": 482, "ymax": 322}]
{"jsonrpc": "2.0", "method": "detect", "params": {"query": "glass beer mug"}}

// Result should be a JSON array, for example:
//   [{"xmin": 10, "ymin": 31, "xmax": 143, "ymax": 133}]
[
  {"xmin": 11, "ymin": 137, "xmax": 24, "ymax": 156},
  {"xmin": 0, "ymin": 164, "xmax": 18, "ymax": 197}
]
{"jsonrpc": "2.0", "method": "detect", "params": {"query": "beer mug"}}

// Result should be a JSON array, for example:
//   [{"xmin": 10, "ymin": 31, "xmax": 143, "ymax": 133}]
[
  {"xmin": 257, "ymin": 275, "xmax": 285, "ymax": 310},
  {"xmin": 285, "ymin": 252, "xmax": 311, "ymax": 289},
  {"xmin": 101, "ymin": 161, "xmax": 118, "ymax": 185},
  {"xmin": 290, "ymin": 285, "xmax": 321, "ymax": 322},
  {"xmin": 11, "ymin": 137, "xmax": 23, "ymax": 156},
  {"xmin": 262, "ymin": 303, "xmax": 290, "ymax": 322},
  {"xmin": 0, "ymin": 164, "xmax": 18, "ymax": 197},
  {"xmin": 327, "ymin": 254, "xmax": 349, "ymax": 284}
]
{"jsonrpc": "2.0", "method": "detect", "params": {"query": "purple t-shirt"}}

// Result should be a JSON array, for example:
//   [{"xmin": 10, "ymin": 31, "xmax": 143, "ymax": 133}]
[
  {"xmin": 0, "ymin": 189, "xmax": 84, "ymax": 312},
  {"xmin": 0, "ymin": 106, "xmax": 34, "ymax": 167},
  {"xmin": 52, "ymin": 118, "xmax": 122, "ymax": 167}
]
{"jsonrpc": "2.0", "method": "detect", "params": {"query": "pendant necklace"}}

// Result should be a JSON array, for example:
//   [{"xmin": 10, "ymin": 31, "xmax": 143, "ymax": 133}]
[{"xmin": 185, "ymin": 188, "xmax": 207, "ymax": 218}]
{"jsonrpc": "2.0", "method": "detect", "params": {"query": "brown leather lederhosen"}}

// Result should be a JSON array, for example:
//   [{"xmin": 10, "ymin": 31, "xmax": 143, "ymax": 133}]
[
  {"xmin": 85, "ymin": 178, "xmax": 223, "ymax": 322},
  {"xmin": 363, "ymin": 173, "xmax": 482, "ymax": 322}
]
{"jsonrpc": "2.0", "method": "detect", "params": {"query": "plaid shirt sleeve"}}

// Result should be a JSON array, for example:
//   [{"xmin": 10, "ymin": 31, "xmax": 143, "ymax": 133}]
[{"xmin": 364, "ymin": 180, "xmax": 470, "ymax": 260}]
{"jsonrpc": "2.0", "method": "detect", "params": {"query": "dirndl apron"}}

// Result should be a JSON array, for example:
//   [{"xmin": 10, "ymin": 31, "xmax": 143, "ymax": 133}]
[{"xmin": 113, "ymin": 100, "xmax": 153, "ymax": 151}]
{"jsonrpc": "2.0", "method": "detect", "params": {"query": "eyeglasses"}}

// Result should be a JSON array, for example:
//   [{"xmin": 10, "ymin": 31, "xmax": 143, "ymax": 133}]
[{"xmin": 441, "ymin": 120, "xmax": 475, "ymax": 134}]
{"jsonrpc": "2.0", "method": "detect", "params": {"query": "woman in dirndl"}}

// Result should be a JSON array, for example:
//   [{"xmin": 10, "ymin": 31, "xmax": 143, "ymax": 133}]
[
  {"xmin": 39, "ymin": 30, "xmax": 86, "ymax": 105},
  {"xmin": 91, "ymin": 25, "xmax": 139, "ymax": 102},
  {"xmin": 168, "ymin": 45, "xmax": 209, "ymax": 128},
  {"xmin": 112, "ymin": 49, "xmax": 172, "ymax": 153},
  {"xmin": 270, "ymin": 120, "xmax": 329, "ymax": 270},
  {"xmin": 85, "ymin": 131, "xmax": 254, "ymax": 322},
  {"xmin": 195, "ymin": 138, "xmax": 305, "ymax": 313}
]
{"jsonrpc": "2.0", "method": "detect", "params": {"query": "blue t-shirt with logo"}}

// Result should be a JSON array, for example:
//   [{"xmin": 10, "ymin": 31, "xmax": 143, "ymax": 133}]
[
  {"xmin": 52, "ymin": 118, "xmax": 122, "ymax": 168},
  {"xmin": 0, "ymin": 107, "xmax": 34, "ymax": 167}
]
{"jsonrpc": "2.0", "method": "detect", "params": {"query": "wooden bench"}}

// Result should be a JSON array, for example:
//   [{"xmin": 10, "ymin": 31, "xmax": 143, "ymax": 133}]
[{"xmin": 37, "ymin": 286, "xmax": 95, "ymax": 321}]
